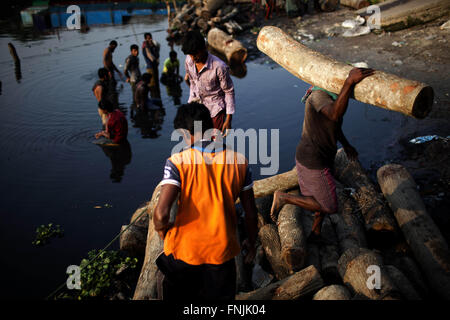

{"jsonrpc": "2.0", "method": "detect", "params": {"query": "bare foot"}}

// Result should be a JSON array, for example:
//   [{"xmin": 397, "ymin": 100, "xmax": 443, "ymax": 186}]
[{"xmin": 270, "ymin": 190, "xmax": 286, "ymax": 223}]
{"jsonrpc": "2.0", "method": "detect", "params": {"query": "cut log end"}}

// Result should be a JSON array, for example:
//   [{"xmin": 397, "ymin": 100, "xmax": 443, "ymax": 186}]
[
  {"xmin": 230, "ymin": 49, "xmax": 248, "ymax": 65},
  {"xmin": 412, "ymin": 85, "xmax": 434, "ymax": 119}
]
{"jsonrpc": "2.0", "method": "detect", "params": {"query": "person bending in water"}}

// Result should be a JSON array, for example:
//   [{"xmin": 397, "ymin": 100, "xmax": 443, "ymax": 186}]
[
  {"xmin": 134, "ymin": 73, "xmax": 153, "ymax": 110},
  {"xmin": 95, "ymin": 100, "xmax": 128, "ymax": 144},
  {"xmin": 270, "ymin": 67, "xmax": 375, "ymax": 241}
]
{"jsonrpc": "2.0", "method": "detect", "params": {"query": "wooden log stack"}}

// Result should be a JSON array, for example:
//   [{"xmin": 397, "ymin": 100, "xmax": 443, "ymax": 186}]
[{"xmin": 122, "ymin": 159, "xmax": 447, "ymax": 300}]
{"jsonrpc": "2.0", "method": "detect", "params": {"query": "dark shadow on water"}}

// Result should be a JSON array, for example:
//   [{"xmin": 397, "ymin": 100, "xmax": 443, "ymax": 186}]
[
  {"xmin": 99, "ymin": 139, "xmax": 132, "ymax": 183},
  {"xmin": 130, "ymin": 103, "xmax": 165, "ymax": 139},
  {"xmin": 161, "ymin": 75, "xmax": 183, "ymax": 106}
]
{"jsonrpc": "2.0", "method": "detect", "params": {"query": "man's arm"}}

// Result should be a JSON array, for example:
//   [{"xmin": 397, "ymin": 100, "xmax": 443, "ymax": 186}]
[
  {"xmin": 124, "ymin": 57, "xmax": 131, "ymax": 82},
  {"xmin": 94, "ymin": 85, "xmax": 102, "ymax": 102},
  {"xmin": 185, "ymin": 58, "xmax": 198, "ymax": 102},
  {"xmin": 218, "ymin": 66, "xmax": 235, "ymax": 133},
  {"xmin": 239, "ymin": 188, "xmax": 258, "ymax": 264},
  {"xmin": 154, "ymin": 184, "xmax": 180, "ymax": 240},
  {"xmin": 145, "ymin": 46, "xmax": 156, "ymax": 63},
  {"xmin": 320, "ymin": 68, "xmax": 375, "ymax": 122}
]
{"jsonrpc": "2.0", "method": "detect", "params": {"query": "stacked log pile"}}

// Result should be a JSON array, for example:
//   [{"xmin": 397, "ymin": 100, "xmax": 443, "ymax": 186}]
[
  {"xmin": 122, "ymin": 149, "xmax": 450, "ymax": 300},
  {"xmin": 169, "ymin": 0, "xmax": 255, "ymax": 37}
]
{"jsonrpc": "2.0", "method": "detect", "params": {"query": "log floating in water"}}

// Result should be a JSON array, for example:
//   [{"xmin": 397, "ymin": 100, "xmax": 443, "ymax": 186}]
[
  {"xmin": 313, "ymin": 284, "xmax": 352, "ymax": 300},
  {"xmin": 207, "ymin": 28, "xmax": 247, "ymax": 64},
  {"xmin": 258, "ymin": 223, "xmax": 291, "ymax": 280},
  {"xmin": 277, "ymin": 190, "xmax": 306, "ymax": 272},
  {"xmin": 334, "ymin": 148, "xmax": 398, "ymax": 243},
  {"xmin": 377, "ymin": 164, "xmax": 450, "ymax": 299},
  {"xmin": 338, "ymin": 247, "xmax": 400, "ymax": 300},
  {"xmin": 236, "ymin": 265, "xmax": 324, "ymax": 300},
  {"xmin": 256, "ymin": 26, "xmax": 434, "ymax": 118},
  {"xmin": 340, "ymin": 0, "xmax": 370, "ymax": 10}
]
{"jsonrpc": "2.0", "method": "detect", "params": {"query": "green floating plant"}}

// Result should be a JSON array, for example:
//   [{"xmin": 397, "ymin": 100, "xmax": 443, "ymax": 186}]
[{"xmin": 32, "ymin": 223, "xmax": 64, "ymax": 246}]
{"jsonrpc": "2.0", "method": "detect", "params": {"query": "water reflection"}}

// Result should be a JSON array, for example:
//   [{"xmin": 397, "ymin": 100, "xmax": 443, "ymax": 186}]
[
  {"xmin": 163, "ymin": 81, "xmax": 182, "ymax": 106},
  {"xmin": 98, "ymin": 140, "xmax": 132, "ymax": 183},
  {"xmin": 130, "ymin": 104, "xmax": 165, "ymax": 139}
]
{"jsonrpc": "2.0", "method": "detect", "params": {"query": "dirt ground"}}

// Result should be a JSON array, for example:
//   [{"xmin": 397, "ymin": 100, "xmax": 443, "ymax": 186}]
[{"xmin": 237, "ymin": 5, "xmax": 450, "ymax": 242}]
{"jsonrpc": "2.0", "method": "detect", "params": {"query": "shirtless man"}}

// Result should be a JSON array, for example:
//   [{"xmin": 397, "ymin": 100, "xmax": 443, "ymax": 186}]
[
  {"xmin": 103, "ymin": 40, "xmax": 123, "ymax": 81},
  {"xmin": 92, "ymin": 67, "xmax": 111, "ymax": 126}
]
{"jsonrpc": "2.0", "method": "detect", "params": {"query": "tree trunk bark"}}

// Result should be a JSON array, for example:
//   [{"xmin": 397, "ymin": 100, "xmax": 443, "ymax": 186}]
[
  {"xmin": 340, "ymin": 0, "xmax": 370, "ymax": 10},
  {"xmin": 390, "ymin": 255, "xmax": 430, "ymax": 298},
  {"xmin": 319, "ymin": 216, "xmax": 341, "ymax": 284},
  {"xmin": 337, "ymin": 247, "xmax": 400, "ymax": 300},
  {"xmin": 207, "ymin": 28, "xmax": 248, "ymax": 64},
  {"xmin": 313, "ymin": 284, "xmax": 352, "ymax": 300},
  {"xmin": 256, "ymin": 26, "xmax": 434, "ymax": 119},
  {"xmin": 252, "ymin": 166, "xmax": 298, "ymax": 199},
  {"xmin": 258, "ymin": 224, "xmax": 291, "ymax": 280},
  {"xmin": 385, "ymin": 265, "xmax": 421, "ymax": 300},
  {"xmin": 330, "ymin": 184, "xmax": 367, "ymax": 254},
  {"xmin": 277, "ymin": 190, "xmax": 306, "ymax": 272},
  {"xmin": 119, "ymin": 224, "xmax": 147, "ymax": 257},
  {"xmin": 334, "ymin": 148, "xmax": 398, "ymax": 244},
  {"xmin": 300, "ymin": 210, "xmax": 321, "ymax": 272},
  {"xmin": 377, "ymin": 164, "xmax": 450, "ymax": 299},
  {"xmin": 236, "ymin": 265, "xmax": 324, "ymax": 300}
]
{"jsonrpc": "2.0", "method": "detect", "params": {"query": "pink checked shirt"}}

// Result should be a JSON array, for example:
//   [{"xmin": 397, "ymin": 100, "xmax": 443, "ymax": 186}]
[{"xmin": 185, "ymin": 53, "xmax": 235, "ymax": 118}]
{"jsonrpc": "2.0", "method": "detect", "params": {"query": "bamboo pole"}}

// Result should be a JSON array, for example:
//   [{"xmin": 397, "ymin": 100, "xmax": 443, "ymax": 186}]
[
  {"xmin": 377, "ymin": 164, "xmax": 450, "ymax": 299},
  {"xmin": 256, "ymin": 26, "xmax": 434, "ymax": 119}
]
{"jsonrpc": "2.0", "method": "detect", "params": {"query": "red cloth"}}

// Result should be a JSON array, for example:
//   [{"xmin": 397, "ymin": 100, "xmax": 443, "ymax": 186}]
[
  {"xmin": 211, "ymin": 109, "xmax": 226, "ymax": 130},
  {"xmin": 107, "ymin": 109, "xmax": 128, "ymax": 144}
]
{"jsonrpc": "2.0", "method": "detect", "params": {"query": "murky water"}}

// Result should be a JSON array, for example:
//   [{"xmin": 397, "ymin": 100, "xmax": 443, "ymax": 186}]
[{"xmin": 0, "ymin": 16, "xmax": 405, "ymax": 298}]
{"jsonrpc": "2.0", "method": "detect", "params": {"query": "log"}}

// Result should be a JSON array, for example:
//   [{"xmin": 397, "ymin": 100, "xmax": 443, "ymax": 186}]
[
  {"xmin": 256, "ymin": 26, "xmax": 434, "ymax": 119},
  {"xmin": 251, "ymin": 245, "xmax": 274, "ymax": 289},
  {"xmin": 334, "ymin": 148, "xmax": 398, "ymax": 244},
  {"xmin": 300, "ymin": 210, "xmax": 321, "ymax": 272},
  {"xmin": 319, "ymin": 216, "xmax": 341, "ymax": 284},
  {"xmin": 340, "ymin": 0, "xmax": 370, "ymax": 10},
  {"xmin": 119, "ymin": 224, "xmax": 147, "ymax": 257},
  {"xmin": 330, "ymin": 184, "xmax": 368, "ymax": 254},
  {"xmin": 207, "ymin": 28, "xmax": 248, "ymax": 64},
  {"xmin": 377, "ymin": 164, "xmax": 450, "ymax": 299},
  {"xmin": 236, "ymin": 265, "xmax": 324, "ymax": 300},
  {"xmin": 204, "ymin": 0, "xmax": 226, "ymax": 14},
  {"xmin": 224, "ymin": 20, "xmax": 243, "ymax": 35},
  {"xmin": 385, "ymin": 265, "xmax": 421, "ymax": 300},
  {"xmin": 390, "ymin": 255, "xmax": 430, "ymax": 298},
  {"xmin": 258, "ymin": 224, "xmax": 291, "ymax": 280},
  {"xmin": 252, "ymin": 166, "xmax": 298, "ymax": 199},
  {"xmin": 357, "ymin": 0, "xmax": 450, "ymax": 32},
  {"xmin": 277, "ymin": 190, "xmax": 306, "ymax": 272},
  {"xmin": 313, "ymin": 284, "xmax": 352, "ymax": 300},
  {"xmin": 338, "ymin": 247, "xmax": 400, "ymax": 300},
  {"xmin": 196, "ymin": 18, "xmax": 209, "ymax": 33}
]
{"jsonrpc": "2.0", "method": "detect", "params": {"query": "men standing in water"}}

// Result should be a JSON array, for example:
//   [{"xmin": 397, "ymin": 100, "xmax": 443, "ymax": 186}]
[
  {"xmin": 142, "ymin": 32, "xmax": 161, "ymax": 98},
  {"xmin": 124, "ymin": 44, "xmax": 142, "ymax": 103},
  {"xmin": 153, "ymin": 102, "xmax": 257, "ymax": 300},
  {"xmin": 92, "ymin": 67, "xmax": 112, "ymax": 127},
  {"xmin": 160, "ymin": 51, "xmax": 181, "ymax": 85},
  {"xmin": 103, "ymin": 40, "xmax": 123, "ymax": 81},
  {"xmin": 134, "ymin": 73, "xmax": 152, "ymax": 110},
  {"xmin": 270, "ymin": 67, "xmax": 375, "ymax": 240},
  {"xmin": 182, "ymin": 30, "xmax": 235, "ymax": 135}
]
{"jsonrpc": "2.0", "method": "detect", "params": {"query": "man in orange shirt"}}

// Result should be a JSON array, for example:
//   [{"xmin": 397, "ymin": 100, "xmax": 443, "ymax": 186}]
[{"xmin": 153, "ymin": 102, "xmax": 258, "ymax": 300}]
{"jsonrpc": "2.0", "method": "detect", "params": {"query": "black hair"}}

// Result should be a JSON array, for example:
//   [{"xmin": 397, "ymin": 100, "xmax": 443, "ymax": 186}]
[
  {"xmin": 130, "ymin": 44, "xmax": 139, "ymax": 51},
  {"xmin": 169, "ymin": 51, "xmax": 177, "ymax": 59},
  {"xmin": 98, "ymin": 99, "xmax": 114, "ymax": 113},
  {"xmin": 181, "ymin": 30, "xmax": 206, "ymax": 55},
  {"xmin": 141, "ymin": 73, "xmax": 152, "ymax": 83},
  {"xmin": 98, "ymin": 67, "xmax": 109, "ymax": 79},
  {"xmin": 144, "ymin": 32, "xmax": 152, "ymax": 39},
  {"xmin": 109, "ymin": 40, "xmax": 118, "ymax": 47},
  {"xmin": 174, "ymin": 102, "xmax": 213, "ymax": 135}
]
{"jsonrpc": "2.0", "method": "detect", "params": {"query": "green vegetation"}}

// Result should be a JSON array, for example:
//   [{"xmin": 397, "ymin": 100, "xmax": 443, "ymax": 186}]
[
  {"xmin": 58, "ymin": 250, "xmax": 139, "ymax": 300},
  {"xmin": 32, "ymin": 223, "xmax": 64, "ymax": 246}
]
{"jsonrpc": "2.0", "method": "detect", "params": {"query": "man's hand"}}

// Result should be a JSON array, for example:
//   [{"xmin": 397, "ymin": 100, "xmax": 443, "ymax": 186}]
[
  {"xmin": 344, "ymin": 144, "xmax": 358, "ymax": 161},
  {"xmin": 95, "ymin": 131, "xmax": 104, "ymax": 139},
  {"xmin": 346, "ymin": 67, "xmax": 375, "ymax": 86},
  {"xmin": 126, "ymin": 77, "xmax": 130, "ymax": 83},
  {"xmin": 242, "ymin": 239, "xmax": 256, "ymax": 264}
]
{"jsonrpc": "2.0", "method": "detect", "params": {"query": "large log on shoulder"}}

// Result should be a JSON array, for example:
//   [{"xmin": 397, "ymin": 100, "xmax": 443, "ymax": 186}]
[
  {"xmin": 256, "ymin": 26, "xmax": 434, "ymax": 119},
  {"xmin": 207, "ymin": 28, "xmax": 247, "ymax": 64},
  {"xmin": 313, "ymin": 284, "xmax": 352, "ymax": 300},
  {"xmin": 338, "ymin": 247, "xmax": 400, "ymax": 300},
  {"xmin": 277, "ymin": 190, "xmax": 306, "ymax": 272},
  {"xmin": 340, "ymin": 0, "xmax": 370, "ymax": 10},
  {"xmin": 258, "ymin": 224, "xmax": 291, "ymax": 280},
  {"xmin": 377, "ymin": 164, "xmax": 450, "ymax": 299},
  {"xmin": 330, "ymin": 184, "xmax": 367, "ymax": 254},
  {"xmin": 236, "ymin": 265, "xmax": 324, "ymax": 300},
  {"xmin": 334, "ymin": 148, "xmax": 398, "ymax": 244},
  {"xmin": 252, "ymin": 166, "xmax": 298, "ymax": 199}
]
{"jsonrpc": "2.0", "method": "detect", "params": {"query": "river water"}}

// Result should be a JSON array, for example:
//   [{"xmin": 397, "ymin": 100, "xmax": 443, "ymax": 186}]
[{"xmin": 0, "ymin": 16, "xmax": 406, "ymax": 298}]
